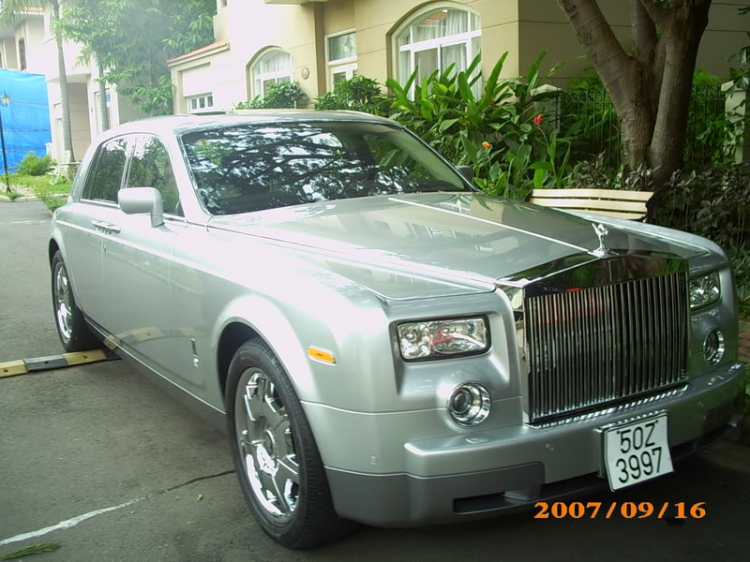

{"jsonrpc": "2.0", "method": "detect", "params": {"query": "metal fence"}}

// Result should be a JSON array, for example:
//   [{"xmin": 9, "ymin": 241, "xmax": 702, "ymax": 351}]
[{"xmin": 553, "ymin": 84, "xmax": 728, "ymax": 169}]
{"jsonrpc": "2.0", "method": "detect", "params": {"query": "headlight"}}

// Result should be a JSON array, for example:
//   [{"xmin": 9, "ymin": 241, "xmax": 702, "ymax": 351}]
[
  {"xmin": 397, "ymin": 317, "xmax": 488, "ymax": 361},
  {"xmin": 690, "ymin": 271, "xmax": 721, "ymax": 310}
]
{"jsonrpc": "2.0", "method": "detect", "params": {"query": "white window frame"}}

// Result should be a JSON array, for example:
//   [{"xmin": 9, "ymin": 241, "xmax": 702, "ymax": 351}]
[
  {"xmin": 329, "ymin": 62, "xmax": 358, "ymax": 88},
  {"xmin": 326, "ymin": 29, "xmax": 358, "ymax": 90},
  {"xmin": 393, "ymin": 4, "xmax": 481, "ymax": 97},
  {"xmin": 187, "ymin": 93, "xmax": 214, "ymax": 113},
  {"xmin": 251, "ymin": 49, "xmax": 293, "ymax": 99}
]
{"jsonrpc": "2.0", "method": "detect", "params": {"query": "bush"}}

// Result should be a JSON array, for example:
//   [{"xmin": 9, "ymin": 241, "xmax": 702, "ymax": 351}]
[
  {"xmin": 17, "ymin": 151, "xmax": 53, "ymax": 176},
  {"xmin": 651, "ymin": 164, "xmax": 750, "ymax": 315},
  {"xmin": 236, "ymin": 81, "xmax": 306, "ymax": 110},
  {"xmin": 314, "ymin": 75, "xmax": 387, "ymax": 114},
  {"xmin": 557, "ymin": 69, "xmax": 739, "ymax": 169},
  {"xmin": 384, "ymin": 52, "xmax": 570, "ymax": 200},
  {"xmin": 565, "ymin": 155, "xmax": 655, "ymax": 192},
  {"xmin": 1, "ymin": 189, "xmax": 24, "ymax": 201}
]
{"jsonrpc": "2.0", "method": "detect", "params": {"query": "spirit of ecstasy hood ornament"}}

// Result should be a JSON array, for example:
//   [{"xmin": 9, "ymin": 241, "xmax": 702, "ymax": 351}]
[{"xmin": 591, "ymin": 223, "xmax": 611, "ymax": 257}]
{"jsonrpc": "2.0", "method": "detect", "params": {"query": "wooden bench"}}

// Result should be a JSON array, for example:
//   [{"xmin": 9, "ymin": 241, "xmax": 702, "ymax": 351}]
[{"xmin": 528, "ymin": 188, "xmax": 654, "ymax": 221}]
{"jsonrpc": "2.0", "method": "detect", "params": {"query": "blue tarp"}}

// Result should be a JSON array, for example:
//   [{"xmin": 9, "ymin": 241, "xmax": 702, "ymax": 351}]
[{"xmin": 0, "ymin": 68, "xmax": 52, "ymax": 173}]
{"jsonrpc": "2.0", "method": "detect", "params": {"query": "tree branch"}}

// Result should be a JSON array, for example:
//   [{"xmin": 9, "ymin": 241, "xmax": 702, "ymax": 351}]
[
  {"xmin": 556, "ymin": 0, "xmax": 638, "ymax": 111},
  {"xmin": 639, "ymin": 0, "xmax": 672, "ymax": 30},
  {"xmin": 556, "ymin": 0, "xmax": 633, "ymax": 68},
  {"xmin": 631, "ymin": 0, "xmax": 657, "ymax": 64}
]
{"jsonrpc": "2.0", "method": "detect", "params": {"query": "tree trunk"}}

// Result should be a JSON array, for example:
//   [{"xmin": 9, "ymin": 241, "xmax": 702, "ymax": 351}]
[
  {"xmin": 556, "ymin": 0, "xmax": 653, "ymax": 168},
  {"xmin": 644, "ymin": 2, "xmax": 710, "ymax": 219},
  {"xmin": 617, "ymin": 72, "xmax": 654, "ymax": 170},
  {"xmin": 648, "ymin": 13, "xmax": 709, "ymax": 186},
  {"xmin": 97, "ymin": 62, "xmax": 110, "ymax": 132},
  {"xmin": 557, "ymin": 0, "xmax": 713, "ymax": 221},
  {"xmin": 52, "ymin": 0, "xmax": 75, "ymax": 167}
]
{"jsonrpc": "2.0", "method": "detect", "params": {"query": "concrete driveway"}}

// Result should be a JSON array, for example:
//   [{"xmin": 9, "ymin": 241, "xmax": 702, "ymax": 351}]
[{"xmin": 1, "ymin": 201, "xmax": 749, "ymax": 562}]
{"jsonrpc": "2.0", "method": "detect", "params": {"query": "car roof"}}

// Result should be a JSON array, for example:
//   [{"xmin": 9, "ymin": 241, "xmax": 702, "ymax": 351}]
[{"xmin": 97, "ymin": 110, "xmax": 397, "ymax": 141}]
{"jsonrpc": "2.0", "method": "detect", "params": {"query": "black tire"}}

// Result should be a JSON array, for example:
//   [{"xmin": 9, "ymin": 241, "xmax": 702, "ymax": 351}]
[
  {"xmin": 226, "ymin": 338, "xmax": 356, "ymax": 549},
  {"xmin": 51, "ymin": 251, "xmax": 99, "ymax": 352}
]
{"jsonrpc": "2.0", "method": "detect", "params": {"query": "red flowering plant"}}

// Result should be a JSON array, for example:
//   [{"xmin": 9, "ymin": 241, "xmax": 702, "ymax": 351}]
[{"xmin": 384, "ymin": 50, "xmax": 575, "ymax": 199}]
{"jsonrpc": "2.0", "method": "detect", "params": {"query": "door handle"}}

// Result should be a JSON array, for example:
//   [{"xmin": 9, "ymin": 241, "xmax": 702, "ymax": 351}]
[{"xmin": 90, "ymin": 220, "xmax": 121, "ymax": 234}]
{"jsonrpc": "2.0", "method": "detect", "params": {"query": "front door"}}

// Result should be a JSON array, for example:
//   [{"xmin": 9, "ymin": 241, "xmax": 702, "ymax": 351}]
[{"xmin": 99, "ymin": 135, "xmax": 184, "ymax": 373}]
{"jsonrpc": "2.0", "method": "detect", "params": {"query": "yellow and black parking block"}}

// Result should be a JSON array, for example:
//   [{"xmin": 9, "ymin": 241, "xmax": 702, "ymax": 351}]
[
  {"xmin": 0, "ymin": 360, "xmax": 28, "ymax": 377},
  {"xmin": 0, "ymin": 348, "xmax": 119, "ymax": 379}
]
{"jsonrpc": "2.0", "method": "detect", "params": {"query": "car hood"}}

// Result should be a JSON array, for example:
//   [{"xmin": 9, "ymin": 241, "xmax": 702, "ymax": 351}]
[{"xmin": 208, "ymin": 193, "xmax": 709, "ymax": 293}]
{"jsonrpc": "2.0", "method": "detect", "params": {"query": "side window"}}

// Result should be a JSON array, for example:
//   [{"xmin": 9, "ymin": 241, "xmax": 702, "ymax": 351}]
[
  {"xmin": 82, "ymin": 137, "xmax": 129, "ymax": 202},
  {"xmin": 126, "ymin": 135, "xmax": 182, "ymax": 216}
]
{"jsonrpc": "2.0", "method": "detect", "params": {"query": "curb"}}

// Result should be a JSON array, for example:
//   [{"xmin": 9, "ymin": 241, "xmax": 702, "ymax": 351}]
[{"xmin": 0, "ymin": 348, "xmax": 119, "ymax": 378}]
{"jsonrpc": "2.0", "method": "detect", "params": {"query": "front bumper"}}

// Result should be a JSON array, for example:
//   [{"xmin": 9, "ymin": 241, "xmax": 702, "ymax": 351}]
[{"xmin": 325, "ymin": 362, "xmax": 745, "ymax": 527}]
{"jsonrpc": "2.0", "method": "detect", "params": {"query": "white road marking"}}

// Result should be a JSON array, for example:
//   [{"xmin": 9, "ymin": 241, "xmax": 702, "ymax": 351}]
[
  {"xmin": 0, "ymin": 469, "xmax": 234, "ymax": 547},
  {"xmin": 0, "ymin": 498, "xmax": 143, "ymax": 547},
  {"xmin": 4, "ymin": 220, "xmax": 47, "ymax": 226}
]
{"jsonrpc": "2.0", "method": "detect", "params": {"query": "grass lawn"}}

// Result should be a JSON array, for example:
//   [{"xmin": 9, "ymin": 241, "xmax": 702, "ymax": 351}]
[{"xmin": 0, "ymin": 174, "xmax": 71, "ymax": 210}]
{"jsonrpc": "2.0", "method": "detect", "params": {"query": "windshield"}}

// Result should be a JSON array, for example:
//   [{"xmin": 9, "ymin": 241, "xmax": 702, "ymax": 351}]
[{"xmin": 181, "ymin": 121, "xmax": 472, "ymax": 215}]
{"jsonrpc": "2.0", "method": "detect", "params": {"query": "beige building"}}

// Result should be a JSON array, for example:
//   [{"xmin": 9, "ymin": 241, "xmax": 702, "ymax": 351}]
[
  {"xmin": 168, "ymin": 0, "xmax": 750, "ymax": 114},
  {"xmin": 0, "ymin": 7, "xmax": 46, "ymax": 74},
  {"xmin": 0, "ymin": 7, "xmax": 145, "ymax": 163}
]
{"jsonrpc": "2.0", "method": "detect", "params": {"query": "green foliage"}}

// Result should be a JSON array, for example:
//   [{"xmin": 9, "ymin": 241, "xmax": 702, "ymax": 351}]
[
  {"xmin": 652, "ymin": 164, "xmax": 750, "ymax": 315},
  {"xmin": 560, "ymin": 71, "xmax": 619, "ymax": 166},
  {"xmin": 727, "ymin": 9, "xmax": 750, "ymax": 166},
  {"xmin": 384, "ymin": 52, "xmax": 568, "ymax": 200},
  {"xmin": 58, "ymin": 0, "xmax": 216, "ymax": 116},
  {"xmin": 2, "ymin": 190, "xmax": 23, "ymax": 201},
  {"xmin": 559, "ymin": 68, "xmax": 736, "ymax": 168},
  {"xmin": 236, "ymin": 81, "xmax": 306, "ymax": 110},
  {"xmin": 6, "ymin": 173, "xmax": 71, "ymax": 210},
  {"xmin": 566, "ymin": 156, "xmax": 655, "ymax": 192},
  {"xmin": 16, "ymin": 151, "xmax": 53, "ymax": 176},
  {"xmin": 313, "ymin": 75, "xmax": 386, "ymax": 114},
  {"xmin": 33, "ymin": 184, "xmax": 68, "ymax": 211},
  {"xmin": 0, "ymin": 542, "xmax": 61, "ymax": 560}
]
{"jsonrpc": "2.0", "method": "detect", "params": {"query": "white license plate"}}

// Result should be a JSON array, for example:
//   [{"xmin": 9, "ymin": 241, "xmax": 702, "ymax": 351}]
[{"xmin": 603, "ymin": 414, "xmax": 674, "ymax": 491}]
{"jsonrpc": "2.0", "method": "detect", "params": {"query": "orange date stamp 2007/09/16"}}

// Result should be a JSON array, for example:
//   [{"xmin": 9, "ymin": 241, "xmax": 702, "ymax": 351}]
[{"xmin": 534, "ymin": 501, "xmax": 707, "ymax": 519}]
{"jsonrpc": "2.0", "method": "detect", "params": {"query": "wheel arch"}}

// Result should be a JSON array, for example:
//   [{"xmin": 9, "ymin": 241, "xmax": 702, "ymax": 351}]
[
  {"xmin": 216, "ymin": 321, "xmax": 260, "ymax": 403},
  {"xmin": 212, "ymin": 296, "xmax": 318, "ymax": 407},
  {"xmin": 48, "ymin": 238, "xmax": 61, "ymax": 266}
]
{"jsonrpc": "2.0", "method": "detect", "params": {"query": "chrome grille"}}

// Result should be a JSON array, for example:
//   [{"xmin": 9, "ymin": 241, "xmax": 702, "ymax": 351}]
[{"xmin": 525, "ymin": 273, "xmax": 689, "ymax": 423}]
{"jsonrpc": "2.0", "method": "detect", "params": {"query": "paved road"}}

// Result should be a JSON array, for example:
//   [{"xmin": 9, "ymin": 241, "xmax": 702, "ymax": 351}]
[
  {"xmin": 1, "ymin": 200, "xmax": 749, "ymax": 561},
  {"xmin": 0, "ymin": 201, "xmax": 63, "ymax": 362}
]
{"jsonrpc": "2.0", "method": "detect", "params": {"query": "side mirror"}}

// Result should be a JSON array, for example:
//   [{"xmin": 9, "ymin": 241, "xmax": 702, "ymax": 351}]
[
  {"xmin": 118, "ymin": 188, "xmax": 164, "ymax": 228},
  {"xmin": 456, "ymin": 165, "xmax": 473, "ymax": 182}
]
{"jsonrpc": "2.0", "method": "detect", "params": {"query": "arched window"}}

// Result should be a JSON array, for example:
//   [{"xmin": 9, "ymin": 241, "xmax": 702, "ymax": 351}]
[
  {"xmin": 395, "ymin": 6, "xmax": 481, "ymax": 93},
  {"xmin": 251, "ymin": 49, "xmax": 293, "ymax": 98}
]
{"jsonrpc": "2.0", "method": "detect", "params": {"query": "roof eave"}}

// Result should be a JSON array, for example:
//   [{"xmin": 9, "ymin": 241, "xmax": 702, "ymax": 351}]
[{"xmin": 167, "ymin": 40, "xmax": 230, "ymax": 67}]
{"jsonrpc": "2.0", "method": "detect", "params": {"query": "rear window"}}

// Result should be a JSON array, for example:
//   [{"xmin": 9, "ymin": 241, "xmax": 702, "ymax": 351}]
[
  {"xmin": 180, "ymin": 121, "xmax": 471, "ymax": 215},
  {"xmin": 82, "ymin": 137, "xmax": 129, "ymax": 202}
]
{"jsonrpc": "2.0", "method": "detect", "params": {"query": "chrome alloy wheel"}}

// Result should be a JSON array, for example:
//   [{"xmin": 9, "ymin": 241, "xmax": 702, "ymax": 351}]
[
  {"xmin": 235, "ymin": 368, "xmax": 300, "ymax": 521},
  {"xmin": 54, "ymin": 264, "xmax": 74, "ymax": 343}
]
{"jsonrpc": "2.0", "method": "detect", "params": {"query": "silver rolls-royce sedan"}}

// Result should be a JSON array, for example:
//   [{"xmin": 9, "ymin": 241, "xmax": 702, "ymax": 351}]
[{"xmin": 49, "ymin": 112, "xmax": 746, "ymax": 548}]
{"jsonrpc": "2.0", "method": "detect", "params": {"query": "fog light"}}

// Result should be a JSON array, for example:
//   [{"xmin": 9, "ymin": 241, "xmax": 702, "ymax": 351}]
[
  {"xmin": 448, "ymin": 383, "xmax": 491, "ymax": 426},
  {"xmin": 703, "ymin": 329, "xmax": 725, "ymax": 365}
]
